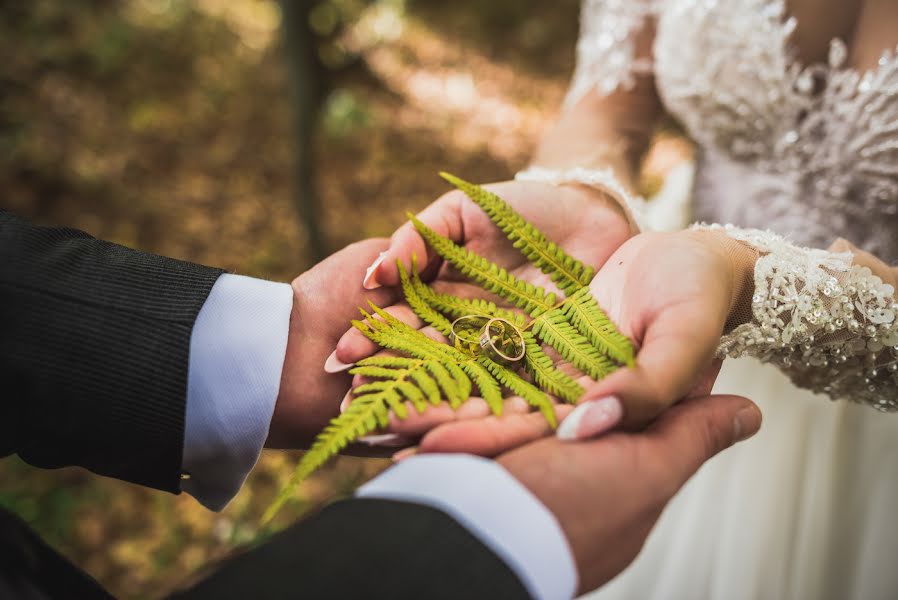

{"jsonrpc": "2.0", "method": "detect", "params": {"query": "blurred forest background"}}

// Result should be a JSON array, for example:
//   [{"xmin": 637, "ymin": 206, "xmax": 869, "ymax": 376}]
[{"xmin": 0, "ymin": 1, "xmax": 686, "ymax": 597}]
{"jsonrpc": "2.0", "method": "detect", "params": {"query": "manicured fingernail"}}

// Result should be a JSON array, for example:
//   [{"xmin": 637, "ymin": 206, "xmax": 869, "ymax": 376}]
[
  {"xmin": 392, "ymin": 446, "xmax": 418, "ymax": 462},
  {"xmin": 557, "ymin": 396, "xmax": 623, "ymax": 441},
  {"xmin": 324, "ymin": 350, "xmax": 354, "ymax": 373},
  {"xmin": 733, "ymin": 406, "xmax": 762, "ymax": 442},
  {"xmin": 339, "ymin": 392, "xmax": 352, "ymax": 414},
  {"xmin": 358, "ymin": 433, "xmax": 406, "ymax": 447},
  {"xmin": 362, "ymin": 252, "xmax": 387, "ymax": 290}
]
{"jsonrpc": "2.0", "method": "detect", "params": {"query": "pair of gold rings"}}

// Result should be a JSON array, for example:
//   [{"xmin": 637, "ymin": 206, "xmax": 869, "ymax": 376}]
[{"xmin": 449, "ymin": 315, "xmax": 526, "ymax": 365}]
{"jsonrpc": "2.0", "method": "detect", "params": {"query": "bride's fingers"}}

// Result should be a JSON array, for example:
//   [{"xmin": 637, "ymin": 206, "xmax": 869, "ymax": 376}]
[
  {"xmin": 417, "ymin": 404, "xmax": 575, "ymax": 457},
  {"xmin": 582, "ymin": 299, "xmax": 724, "ymax": 430},
  {"xmin": 329, "ymin": 304, "xmax": 425, "ymax": 370},
  {"xmin": 385, "ymin": 396, "xmax": 531, "ymax": 437},
  {"xmin": 365, "ymin": 191, "xmax": 467, "ymax": 289}
]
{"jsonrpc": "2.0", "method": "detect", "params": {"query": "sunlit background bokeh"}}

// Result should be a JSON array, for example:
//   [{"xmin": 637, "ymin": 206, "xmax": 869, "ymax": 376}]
[{"xmin": 0, "ymin": 1, "xmax": 687, "ymax": 597}]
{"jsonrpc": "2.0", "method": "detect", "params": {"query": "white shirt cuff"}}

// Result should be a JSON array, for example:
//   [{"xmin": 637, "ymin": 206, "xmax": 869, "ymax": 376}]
[
  {"xmin": 357, "ymin": 454, "xmax": 578, "ymax": 600},
  {"xmin": 183, "ymin": 273, "xmax": 293, "ymax": 511}
]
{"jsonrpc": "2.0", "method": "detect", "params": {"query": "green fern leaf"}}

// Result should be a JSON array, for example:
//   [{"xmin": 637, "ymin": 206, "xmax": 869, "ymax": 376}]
[
  {"xmin": 409, "ymin": 268, "xmax": 526, "ymax": 326},
  {"xmin": 425, "ymin": 361, "xmax": 466, "ymax": 409},
  {"xmin": 478, "ymin": 356, "xmax": 557, "ymax": 427},
  {"xmin": 460, "ymin": 361, "xmax": 504, "ymax": 415},
  {"xmin": 564, "ymin": 288, "xmax": 635, "ymax": 367},
  {"xmin": 262, "ymin": 392, "xmax": 389, "ymax": 524},
  {"xmin": 522, "ymin": 331, "xmax": 584, "ymax": 404},
  {"xmin": 409, "ymin": 214, "xmax": 556, "ymax": 317},
  {"xmin": 266, "ymin": 173, "xmax": 636, "ymax": 524},
  {"xmin": 531, "ymin": 307, "xmax": 617, "ymax": 380},
  {"xmin": 440, "ymin": 172, "xmax": 595, "ymax": 295}
]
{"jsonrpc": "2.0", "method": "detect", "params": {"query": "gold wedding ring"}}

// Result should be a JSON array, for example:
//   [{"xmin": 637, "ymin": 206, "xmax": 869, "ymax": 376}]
[
  {"xmin": 450, "ymin": 315, "xmax": 526, "ymax": 365},
  {"xmin": 478, "ymin": 317, "xmax": 526, "ymax": 365},
  {"xmin": 449, "ymin": 315, "xmax": 490, "ymax": 355}
]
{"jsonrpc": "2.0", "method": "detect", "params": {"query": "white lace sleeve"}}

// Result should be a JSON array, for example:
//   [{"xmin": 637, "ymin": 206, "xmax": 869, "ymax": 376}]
[
  {"xmin": 565, "ymin": 0, "xmax": 659, "ymax": 108},
  {"xmin": 695, "ymin": 224, "xmax": 898, "ymax": 412}
]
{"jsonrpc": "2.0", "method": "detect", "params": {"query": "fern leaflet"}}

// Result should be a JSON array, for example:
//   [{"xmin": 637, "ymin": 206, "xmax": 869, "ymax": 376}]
[{"xmin": 440, "ymin": 172, "xmax": 595, "ymax": 295}]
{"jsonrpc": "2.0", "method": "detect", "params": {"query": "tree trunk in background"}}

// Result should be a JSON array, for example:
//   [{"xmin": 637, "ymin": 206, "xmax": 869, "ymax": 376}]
[{"xmin": 280, "ymin": 0, "xmax": 328, "ymax": 261}]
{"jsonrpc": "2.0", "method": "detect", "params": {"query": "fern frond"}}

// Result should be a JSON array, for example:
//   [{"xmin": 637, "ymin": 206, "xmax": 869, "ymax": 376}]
[
  {"xmin": 354, "ymin": 308, "xmax": 473, "ymax": 407},
  {"xmin": 425, "ymin": 361, "xmax": 466, "ymax": 409},
  {"xmin": 410, "ymin": 269, "xmax": 526, "ymax": 326},
  {"xmin": 564, "ymin": 288, "xmax": 635, "ymax": 367},
  {"xmin": 409, "ymin": 368, "xmax": 442, "ymax": 406},
  {"xmin": 398, "ymin": 261, "xmax": 453, "ymax": 336},
  {"xmin": 268, "ymin": 174, "xmax": 637, "ymax": 525},
  {"xmin": 460, "ymin": 361, "xmax": 504, "ymax": 415},
  {"xmin": 478, "ymin": 357, "xmax": 557, "ymax": 427},
  {"xmin": 262, "ymin": 392, "xmax": 389, "ymax": 524},
  {"xmin": 531, "ymin": 308, "xmax": 617, "ymax": 380},
  {"xmin": 440, "ymin": 172, "xmax": 595, "ymax": 295},
  {"xmin": 522, "ymin": 331, "xmax": 584, "ymax": 404},
  {"xmin": 349, "ymin": 365, "xmax": 409, "ymax": 380},
  {"xmin": 355, "ymin": 356, "xmax": 421, "ymax": 369},
  {"xmin": 410, "ymin": 214, "xmax": 556, "ymax": 317}
]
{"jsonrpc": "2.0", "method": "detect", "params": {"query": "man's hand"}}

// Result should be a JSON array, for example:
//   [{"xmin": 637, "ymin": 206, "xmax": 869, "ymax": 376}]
[
  {"xmin": 498, "ymin": 393, "xmax": 761, "ymax": 595},
  {"xmin": 265, "ymin": 239, "xmax": 400, "ymax": 449}
]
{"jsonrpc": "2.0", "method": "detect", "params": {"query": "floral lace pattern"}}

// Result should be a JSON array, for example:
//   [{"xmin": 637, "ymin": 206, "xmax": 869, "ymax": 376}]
[
  {"xmin": 564, "ymin": 0, "xmax": 658, "ymax": 108},
  {"xmin": 571, "ymin": 0, "xmax": 898, "ymax": 408},
  {"xmin": 653, "ymin": 0, "xmax": 898, "ymax": 260},
  {"xmin": 572, "ymin": 0, "xmax": 898, "ymax": 259},
  {"xmin": 696, "ymin": 224, "xmax": 898, "ymax": 412}
]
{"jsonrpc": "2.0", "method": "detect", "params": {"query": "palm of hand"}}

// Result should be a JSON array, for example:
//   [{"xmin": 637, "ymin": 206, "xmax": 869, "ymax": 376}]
[
  {"xmin": 335, "ymin": 180, "xmax": 634, "ymax": 450},
  {"xmin": 368, "ymin": 230, "xmax": 735, "ymax": 454}
]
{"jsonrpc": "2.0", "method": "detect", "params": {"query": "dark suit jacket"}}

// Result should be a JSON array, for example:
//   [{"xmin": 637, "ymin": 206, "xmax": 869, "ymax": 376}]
[{"xmin": 0, "ymin": 211, "xmax": 531, "ymax": 599}]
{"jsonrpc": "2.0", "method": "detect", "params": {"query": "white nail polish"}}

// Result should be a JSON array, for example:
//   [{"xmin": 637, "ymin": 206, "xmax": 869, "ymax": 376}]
[
  {"xmin": 362, "ymin": 252, "xmax": 387, "ymax": 290},
  {"xmin": 324, "ymin": 351, "xmax": 354, "ymax": 373},
  {"xmin": 557, "ymin": 396, "xmax": 623, "ymax": 441},
  {"xmin": 339, "ymin": 392, "xmax": 352, "ymax": 414},
  {"xmin": 358, "ymin": 433, "xmax": 405, "ymax": 447}
]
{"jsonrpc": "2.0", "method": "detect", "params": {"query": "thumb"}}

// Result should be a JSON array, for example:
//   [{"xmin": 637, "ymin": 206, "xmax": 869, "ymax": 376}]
[
  {"xmin": 585, "ymin": 295, "xmax": 726, "ymax": 429},
  {"xmin": 643, "ymin": 394, "xmax": 761, "ymax": 497},
  {"xmin": 365, "ymin": 191, "xmax": 467, "ymax": 289}
]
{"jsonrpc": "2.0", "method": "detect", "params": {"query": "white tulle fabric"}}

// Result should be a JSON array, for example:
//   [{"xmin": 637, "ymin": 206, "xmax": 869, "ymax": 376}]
[{"xmin": 563, "ymin": 1, "xmax": 898, "ymax": 598}]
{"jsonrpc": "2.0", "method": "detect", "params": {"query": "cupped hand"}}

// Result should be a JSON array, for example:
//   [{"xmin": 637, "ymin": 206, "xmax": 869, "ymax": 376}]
[
  {"xmin": 325, "ymin": 179, "xmax": 633, "ymax": 449},
  {"xmin": 265, "ymin": 239, "xmax": 401, "ymax": 449},
  {"xmin": 362, "ymin": 179, "xmax": 634, "ymax": 293},
  {"xmin": 401, "ymin": 228, "xmax": 756, "ymax": 456}
]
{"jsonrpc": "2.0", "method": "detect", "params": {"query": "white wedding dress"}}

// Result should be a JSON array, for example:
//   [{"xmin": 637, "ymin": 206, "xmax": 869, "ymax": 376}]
[{"xmin": 559, "ymin": 1, "xmax": 898, "ymax": 598}]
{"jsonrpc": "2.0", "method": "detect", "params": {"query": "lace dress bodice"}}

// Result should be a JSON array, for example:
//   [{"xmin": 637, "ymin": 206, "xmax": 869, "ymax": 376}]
[
  {"xmin": 553, "ymin": 0, "xmax": 898, "ymax": 411},
  {"xmin": 571, "ymin": 0, "xmax": 898, "ymax": 260}
]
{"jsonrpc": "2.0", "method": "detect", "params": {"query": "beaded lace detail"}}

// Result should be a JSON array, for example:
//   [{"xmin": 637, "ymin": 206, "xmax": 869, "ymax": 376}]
[
  {"xmin": 571, "ymin": 0, "xmax": 898, "ymax": 408},
  {"xmin": 565, "ymin": 0, "xmax": 659, "ymax": 107},
  {"xmin": 572, "ymin": 0, "xmax": 898, "ymax": 259},
  {"xmin": 696, "ymin": 224, "xmax": 898, "ymax": 412},
  {"xmin": 653, "ymin": 0, "xmax": 898, "ymax": 259}
]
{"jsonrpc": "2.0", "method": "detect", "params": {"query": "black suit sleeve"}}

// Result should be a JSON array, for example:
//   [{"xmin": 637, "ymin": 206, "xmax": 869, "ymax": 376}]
[
  {"xmin": 0, "ymin": 210, "xmax": 223, "ymax": 492},
  {"xmin": 173, "ymin": 498, "xmax": 532, "ymax": 600}
]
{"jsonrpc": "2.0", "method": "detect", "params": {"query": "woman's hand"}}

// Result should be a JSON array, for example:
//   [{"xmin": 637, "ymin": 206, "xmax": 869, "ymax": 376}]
[
  {"xmin": 325, "ymin": 179, "xmax": 634, "ymax": 449},
  {"xmin": 358, "ymin": 179, "xmax": 634, "ymax": 294},
  {"xmin": 327, "ymin": 179, "xmax": 632, "ymax": 375},
  {"xmin": 385, "ymin": 229, "xmax": 757, "ymax": 456}
]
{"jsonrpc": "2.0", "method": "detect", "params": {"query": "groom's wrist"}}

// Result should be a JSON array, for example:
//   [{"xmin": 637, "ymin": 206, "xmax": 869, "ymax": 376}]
[{"xmin": 183, "ymin": 273, "xmax": 293, "ymax": 510}]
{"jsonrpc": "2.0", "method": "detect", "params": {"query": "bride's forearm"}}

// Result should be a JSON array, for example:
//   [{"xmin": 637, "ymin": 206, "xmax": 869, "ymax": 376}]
[
  {"xmin": 530, "ymin": 8, "xmax": 662, "ymax": 196},
  {"xmin": 530, "ymin": 84, "xmax": 662, "ymax": 195}
]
